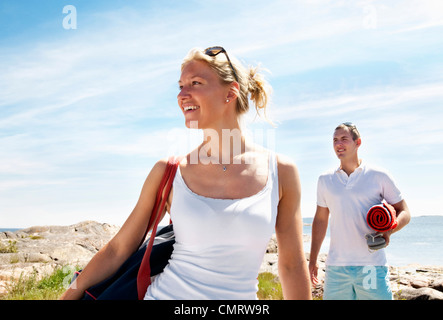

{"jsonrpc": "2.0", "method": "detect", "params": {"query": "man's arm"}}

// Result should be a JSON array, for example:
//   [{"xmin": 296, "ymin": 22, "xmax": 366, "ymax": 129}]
[
  {"xmin": 383, "ymin": 199, "xmax": 411, "ymax": 246},
  {"xmin": 309, "ymin": 205, "xmax": 329, "ymax": 285}
]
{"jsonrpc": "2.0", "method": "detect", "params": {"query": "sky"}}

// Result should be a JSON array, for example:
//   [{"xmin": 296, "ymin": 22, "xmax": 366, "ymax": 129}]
[{"xmin": 1, "ymin": 0, "xmax": 442, "ymax": 228}]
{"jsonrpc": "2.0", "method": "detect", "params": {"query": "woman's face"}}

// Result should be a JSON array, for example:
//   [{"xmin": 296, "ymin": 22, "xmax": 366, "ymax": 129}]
[{"xmin": 178, "ymin": 60, "xmax": 230, "ymax": 129}]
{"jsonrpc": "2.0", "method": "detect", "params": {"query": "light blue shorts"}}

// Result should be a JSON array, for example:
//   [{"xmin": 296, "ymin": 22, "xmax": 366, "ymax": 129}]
[{"xmin": 323, "ymin": 266, "xmax": 392, "ymax": 300}]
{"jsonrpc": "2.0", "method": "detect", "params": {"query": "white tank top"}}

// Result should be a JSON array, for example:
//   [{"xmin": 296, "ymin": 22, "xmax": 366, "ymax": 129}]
[{"xmin": 144, "ymin": 152, "xmax": 279, "ymax": 300}]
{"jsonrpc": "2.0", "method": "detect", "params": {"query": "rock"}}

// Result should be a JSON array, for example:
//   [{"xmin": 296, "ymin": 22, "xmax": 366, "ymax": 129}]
[
  {"xmin": 396, "ymin": 287, "xmax": 443, "ymax": 300},
  {"xmin": 0, "ymin": 221, "xmax": 120, "ymax": 297},
  {"xmin": 260, "ymin": 253, "xmax": 279, "ymax": 276},
  {"xmin": 12, "ymin": 252, "xmax": 53, "ymax": 263},
  {"xmin": 411, "ymin": 276, "xmax": 430, "ymax": 288},
  {"xmin": 0, "ymin": 232, "xmax": 17, "ymax": 240},
  {"xmin": 13, "ymin": 220, "xmax": 120, "ymax": 265},
  {"xmin": 266, "ymin": 235, "xmax": 278, "ymax": 253},
  {"xmin": 431, "ymin": 278, "xmax": 443, "ymax": 292}
]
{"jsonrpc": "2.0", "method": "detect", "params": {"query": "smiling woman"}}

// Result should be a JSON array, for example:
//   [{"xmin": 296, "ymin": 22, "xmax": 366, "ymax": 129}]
[{"xmin": 60, "ymin": 45, "xmax": 312, "ymax": 300}]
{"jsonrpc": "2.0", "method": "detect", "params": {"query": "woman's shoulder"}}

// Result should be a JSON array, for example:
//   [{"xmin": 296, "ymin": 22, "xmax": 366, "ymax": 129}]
[
  {"xmin": 275, "ymin": 152, "xmax": 298, "ymax": 173},
  {"xmin": 245, "ymin": 146, "xmax": 299, "ymax": 175},
  {"xmin": 152, "ymin": 156, "xmax": 183, "ymax": 170},
  {"xmin": 147, "ymin": 157, "xmax": 178, "ymax": 182},
  {"xmin": 152, "ymin": 157, "xmax": 169, "ymax": 171},
  {"xmin": 274, "ymin": 153, "xmax": 300, "ymax": 194}
]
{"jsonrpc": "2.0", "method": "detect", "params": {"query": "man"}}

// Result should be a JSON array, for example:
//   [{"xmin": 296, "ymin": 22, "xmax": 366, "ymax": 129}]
[{"xmin": 309, "ymin": 122, "xmax": 411, "ymax": 300}]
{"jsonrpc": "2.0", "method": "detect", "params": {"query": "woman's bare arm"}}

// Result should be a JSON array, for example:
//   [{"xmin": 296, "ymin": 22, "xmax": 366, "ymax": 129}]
[{"xmin": 60, "ymin": 159, "xmax": 168, "ymax": 299}]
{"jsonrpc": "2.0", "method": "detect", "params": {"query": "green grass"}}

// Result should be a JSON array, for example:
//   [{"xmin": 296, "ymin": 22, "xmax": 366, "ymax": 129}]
[
  {"xmin": 257, "ymin": 272, "xmax": 283, "ymax": 300},
  {"xmin": 0, "ymin": 240, "xmax": 18, "ymax": 253},
  {"xmin": 1, "ymin": 265, "xmax": 78, "ymax": 300},
  {"xmin": 2, "ymin": 268, "xmax": 284, "ymax": 300}
]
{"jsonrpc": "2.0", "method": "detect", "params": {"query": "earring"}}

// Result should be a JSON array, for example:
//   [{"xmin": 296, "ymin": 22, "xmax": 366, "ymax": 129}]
[{"xmin": 226, "ymin": 99, "xmax": 230, "ymax": 103}]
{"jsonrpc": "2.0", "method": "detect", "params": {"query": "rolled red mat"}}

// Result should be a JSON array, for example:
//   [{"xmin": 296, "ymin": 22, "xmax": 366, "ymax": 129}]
[{"xmin": 366, "ymin": 202, "xmax": 397, "ymax": 232}]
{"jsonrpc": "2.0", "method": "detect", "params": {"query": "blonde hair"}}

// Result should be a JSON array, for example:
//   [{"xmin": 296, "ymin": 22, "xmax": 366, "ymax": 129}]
[{"xmin": 181, "ymin": 48, "xmax": 273, "ymax": 124}]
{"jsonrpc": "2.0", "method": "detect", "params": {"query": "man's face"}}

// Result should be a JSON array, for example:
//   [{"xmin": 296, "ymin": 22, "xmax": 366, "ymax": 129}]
[{"xmin": 333, "ymin": 127, "xmax": 361, "ymax": 160}]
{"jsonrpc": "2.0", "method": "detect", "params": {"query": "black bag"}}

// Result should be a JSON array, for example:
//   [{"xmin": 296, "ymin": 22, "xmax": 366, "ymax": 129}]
[
  {"xmin": 70, "ymin": 157, "xmax": 180, "ymax": 300},
  {"xmin": 72, "ymin": 224, "xmax": 175, "ymax": 300}
]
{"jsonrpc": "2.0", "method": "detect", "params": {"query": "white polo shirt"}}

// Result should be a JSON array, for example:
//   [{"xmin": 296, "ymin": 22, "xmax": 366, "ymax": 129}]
[{"xmin": 317, "ymin": 161, "xmax": 403, "ymax": 266}]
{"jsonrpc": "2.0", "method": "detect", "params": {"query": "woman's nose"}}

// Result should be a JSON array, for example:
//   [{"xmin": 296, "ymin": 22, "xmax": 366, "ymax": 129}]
[{"xmin": 177, "ymin": 87, "xmax": 190, "ymax": 100}]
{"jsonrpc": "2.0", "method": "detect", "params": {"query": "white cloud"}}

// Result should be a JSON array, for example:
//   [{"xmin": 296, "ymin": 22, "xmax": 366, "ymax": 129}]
[{"xmin": 273, "ymin": 81, "xmax": 443, "ymax": 126}]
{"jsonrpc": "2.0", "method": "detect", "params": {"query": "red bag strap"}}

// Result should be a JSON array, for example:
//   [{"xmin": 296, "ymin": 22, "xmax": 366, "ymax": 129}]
[{"xmin": 137, "ymin": 156, "xmax": 181, "ymax": 300}]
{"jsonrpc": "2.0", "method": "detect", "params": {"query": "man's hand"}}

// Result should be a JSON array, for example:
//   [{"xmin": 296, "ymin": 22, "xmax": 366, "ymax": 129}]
[{"xmin": 309, "ymin": 260, "xmax": 319, "ymax": 285}]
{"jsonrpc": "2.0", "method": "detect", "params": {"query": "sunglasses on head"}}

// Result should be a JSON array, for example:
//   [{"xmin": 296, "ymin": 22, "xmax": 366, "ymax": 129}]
[{"xmin": 204, "ymin": 46, "xmax": 239, "ymax": 82}]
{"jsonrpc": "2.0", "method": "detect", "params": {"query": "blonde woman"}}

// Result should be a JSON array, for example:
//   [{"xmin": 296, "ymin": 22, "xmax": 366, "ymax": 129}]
[{"xmin": 61, "ymin": 46, "xmax": 311, "ymax": 300}]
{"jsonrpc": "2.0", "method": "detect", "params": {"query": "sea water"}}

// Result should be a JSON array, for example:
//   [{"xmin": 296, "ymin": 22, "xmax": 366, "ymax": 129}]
[
  {"xmin": 0, "ymin": 228, "xmax": 21, "ymax": 233},
  {"xmin": 303, "ymin": 215, "xmax": 443, "ymax": 266}
]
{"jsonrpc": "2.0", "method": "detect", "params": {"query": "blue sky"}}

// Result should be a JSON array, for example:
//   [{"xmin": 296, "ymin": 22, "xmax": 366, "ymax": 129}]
[{"xmin": 1, "ymin": 0, "xmax": 442, "ymax": 228}]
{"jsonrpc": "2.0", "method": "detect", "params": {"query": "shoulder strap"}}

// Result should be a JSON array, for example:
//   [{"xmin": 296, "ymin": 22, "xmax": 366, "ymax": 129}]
[
  {"xmin": 137, "ymin": 156, "xmax": 181, "ymax": 300},
  {"xmin": 140, "ymin": 156, "xmax": 181, "ymax": 244}
]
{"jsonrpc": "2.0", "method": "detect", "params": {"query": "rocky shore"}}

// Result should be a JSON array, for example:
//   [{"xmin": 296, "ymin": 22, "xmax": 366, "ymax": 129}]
[
  {"xmin": 1, "ymin": 220, "xmax": 442, "ymax": 300},
  {"xmin": 0, "ymin": 221, "xmax": 120, "ymax": 297}
]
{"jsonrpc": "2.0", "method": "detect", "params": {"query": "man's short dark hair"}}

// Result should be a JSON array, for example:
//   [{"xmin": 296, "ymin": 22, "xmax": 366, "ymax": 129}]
[{"xmin": 335, "ymin": 122, "xmax": 361, "ymax": 141}]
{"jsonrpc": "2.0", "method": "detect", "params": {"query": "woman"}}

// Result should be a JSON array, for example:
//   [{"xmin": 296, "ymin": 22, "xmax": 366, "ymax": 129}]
[{"xmin": 61, "ymin": 46, "xmax": 311, "ymax": 300}]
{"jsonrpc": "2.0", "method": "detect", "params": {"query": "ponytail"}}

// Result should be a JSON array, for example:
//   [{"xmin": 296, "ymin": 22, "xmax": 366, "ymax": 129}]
[
  {"xmin": 245, "ymin": 66, "xmax": 273, "ymax": 125},
  {"xmin": 233, "ymin": 63, "xmax": 273, "ymax": 126}
]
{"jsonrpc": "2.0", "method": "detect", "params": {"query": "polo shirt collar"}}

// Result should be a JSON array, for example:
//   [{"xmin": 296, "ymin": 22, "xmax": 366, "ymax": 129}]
[{"xmin": 335, "ymin": 159, "xmax": 365, "ymax": 174}]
